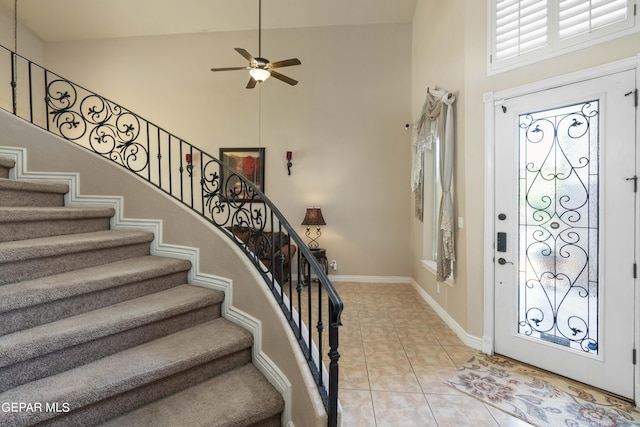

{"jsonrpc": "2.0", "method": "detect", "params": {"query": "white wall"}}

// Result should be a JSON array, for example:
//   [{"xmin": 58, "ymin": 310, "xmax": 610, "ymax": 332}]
[
  {"xmin": 0, "ymin": 2, "xmax": 43, "ymax": 60},
  {"xmin": 410, "ymin": 0, "xmax": 468, "ymax": 329},
  {"xmin": 41, "ymin": 23, "xmax": 413, "ymax": 278},
  {"xmin": 0, "ymin": 3, "xmax": 44, "ymax": 115}
]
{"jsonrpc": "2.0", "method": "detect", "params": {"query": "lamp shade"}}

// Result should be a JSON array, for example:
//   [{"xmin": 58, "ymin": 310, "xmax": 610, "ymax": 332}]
[{"xmin": 301, "ymin": 207, "xmax": 326, "ymax": 226}]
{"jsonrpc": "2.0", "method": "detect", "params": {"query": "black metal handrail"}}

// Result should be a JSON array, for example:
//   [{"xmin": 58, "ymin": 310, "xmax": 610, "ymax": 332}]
[{"xmin": 0, "ymin": 45, "xmax": 343, "ymax": 427}]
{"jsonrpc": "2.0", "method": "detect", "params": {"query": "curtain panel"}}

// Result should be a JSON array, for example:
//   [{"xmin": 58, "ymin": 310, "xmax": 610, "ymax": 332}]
[{"xmin": 412, "ymin": 87, "xmax": 456, "ymax": 281}]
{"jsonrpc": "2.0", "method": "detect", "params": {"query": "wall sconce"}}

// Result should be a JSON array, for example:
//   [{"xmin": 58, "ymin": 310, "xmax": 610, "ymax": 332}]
[
  {"xmin": 301, "ymin": 207, "xmax": 326, "ymax": 248},
  {"xmin": 185, "ymin": 153, "xmax": 193, "ymax": 177},
  {"xmin": 286, "ymin": 151, "xmax": 293, "ymax": 175}
]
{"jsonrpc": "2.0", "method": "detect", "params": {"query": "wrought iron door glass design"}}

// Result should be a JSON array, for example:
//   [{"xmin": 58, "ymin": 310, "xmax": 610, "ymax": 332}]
[{"xmin": 518, "ymin": 101, "xmax": 599, "ymax": 355}]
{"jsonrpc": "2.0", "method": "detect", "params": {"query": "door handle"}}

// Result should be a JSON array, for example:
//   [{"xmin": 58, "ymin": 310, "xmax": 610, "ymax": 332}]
[{"xmin": 497, "ymin": 257, "xmax": 513, "ymax": 265}]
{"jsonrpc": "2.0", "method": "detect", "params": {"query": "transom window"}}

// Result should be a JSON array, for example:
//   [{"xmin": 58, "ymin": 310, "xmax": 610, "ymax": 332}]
[{"xmin": 489, "ymin": 0, "xmax": 638, "ymax": 73}]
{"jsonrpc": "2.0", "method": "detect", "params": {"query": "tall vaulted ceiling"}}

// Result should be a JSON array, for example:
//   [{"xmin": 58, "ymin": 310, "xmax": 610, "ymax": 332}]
[{"xmin": 1, "ymin": 0, "xmax": 417, "ymax": 42}]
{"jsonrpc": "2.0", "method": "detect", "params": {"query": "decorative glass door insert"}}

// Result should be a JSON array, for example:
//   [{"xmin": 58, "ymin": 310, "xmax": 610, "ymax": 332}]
[{"xmin": 518, "ymin": 101, "xmax": 600, "ymax": 355}]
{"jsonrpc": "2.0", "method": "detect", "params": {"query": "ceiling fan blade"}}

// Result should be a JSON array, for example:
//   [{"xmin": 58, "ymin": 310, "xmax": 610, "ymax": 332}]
[
  {"xmin": 270, "ymin": 71, "xmax": 298, "ymax": 86},
  {"xmin": 235, "ymin": 48, "xmax": 256, "ymax": 63},
  {"xmin": 246, "ymin": 77, "xmax": 258, "ymax": 89},
  {"xmin": 210, "ymin": 66, "xmax": 249, "ymax": 72},
  {"xmin": 269, "ymin": 58, "xmax": 301, "ymax": 69}
]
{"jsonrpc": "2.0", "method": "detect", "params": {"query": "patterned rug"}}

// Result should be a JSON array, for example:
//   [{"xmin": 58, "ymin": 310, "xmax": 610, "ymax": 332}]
[{"xmin": 447, "ymin": 353, "xmax": 640, "ymax": 427}]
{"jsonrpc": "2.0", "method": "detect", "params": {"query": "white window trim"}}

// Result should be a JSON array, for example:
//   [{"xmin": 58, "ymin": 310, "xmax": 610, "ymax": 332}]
[
  {"xmin": 421, "ymin": 259, "xmax": 455, "ymax": 286},
  {"xmin": 419, "ymin": 140, "xmax": 455, "ymax": 287},
  {"xmin": 488, "ymin": 0, "xmax": 639, "ymax": 75}
]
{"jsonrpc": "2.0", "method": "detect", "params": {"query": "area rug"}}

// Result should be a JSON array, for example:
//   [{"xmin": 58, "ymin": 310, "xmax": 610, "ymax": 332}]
[{"xmin": 447, "ymin": 353, "xmax": 640, "ymax": 427}]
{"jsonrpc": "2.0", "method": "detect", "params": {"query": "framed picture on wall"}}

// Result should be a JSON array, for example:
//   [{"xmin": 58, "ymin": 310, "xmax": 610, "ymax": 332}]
[{"xmin": 219, "ymin": 147, "xmax": 266, "ymax": 201}]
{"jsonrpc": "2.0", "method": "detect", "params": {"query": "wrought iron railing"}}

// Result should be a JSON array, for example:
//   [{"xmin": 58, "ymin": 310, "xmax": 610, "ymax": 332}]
[{"xmin": 0, "ymin": 45, "xmax": 343, "ymax": 427}]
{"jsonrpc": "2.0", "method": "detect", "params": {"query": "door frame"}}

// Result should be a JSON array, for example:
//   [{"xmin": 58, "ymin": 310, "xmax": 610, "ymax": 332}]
[{"xmin": 483, "ymin": 55, "xmax": 640, "ymax": 404}]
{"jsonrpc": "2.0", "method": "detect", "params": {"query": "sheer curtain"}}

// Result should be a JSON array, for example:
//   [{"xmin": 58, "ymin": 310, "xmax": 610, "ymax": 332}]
[{"xmin": 412, "ymin": 87, "xmax": 456, "ymax": 281}]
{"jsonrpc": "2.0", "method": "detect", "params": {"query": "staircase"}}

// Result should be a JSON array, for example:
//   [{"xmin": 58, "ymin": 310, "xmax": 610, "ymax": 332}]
[{"xmin": 0, "ymin": 156, "xmax": 284, "ymax": 426}]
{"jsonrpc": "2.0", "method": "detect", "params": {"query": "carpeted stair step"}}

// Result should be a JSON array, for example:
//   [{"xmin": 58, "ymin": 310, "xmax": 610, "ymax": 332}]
[
  {"xmin": 0, "ymin": 206, "xmax": 115, "ymax": 242},
  {"xmin": 100, "ymin": 363, "xmax": 284, "ymax": 427},
  {"xmin": 0, "ymin": 177, "xmax": 68, "ymax": 207},
  {"xmin": 0, "ymin": 284, "xmax": 225, "ymax": 392},
  {"xmin": 0, "ymin": 152, "xmax": 285, "ymax": 426},
  {"xmin": 0, "ymin": 255, "xmax": 192, "ymax": 335},
  {"xmin": 0, "ymin": 230, "xmax": 154, "ymax": 285},
  {"xmin": 0, "ymin": 318, "xmax": 254, "ymax": 427},
  {"xmin": 0, "ymin": 157, "xmax": 14, "ymax": 178}
]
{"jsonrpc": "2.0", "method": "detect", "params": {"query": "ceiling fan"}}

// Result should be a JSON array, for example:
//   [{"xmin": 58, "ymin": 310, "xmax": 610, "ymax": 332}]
[{"xmin": 210, "ymin": 0, "xmax": 301, "ymax": 89}]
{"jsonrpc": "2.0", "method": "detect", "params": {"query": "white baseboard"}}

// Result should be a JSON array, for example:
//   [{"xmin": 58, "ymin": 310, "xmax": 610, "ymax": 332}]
[
  {"xmin": 409, "ymin": 278, "xmax": 483, "ymax": 351},
  {"xmin": 329, "ymin": 274, "xmax": 411, "ymax": 283}
]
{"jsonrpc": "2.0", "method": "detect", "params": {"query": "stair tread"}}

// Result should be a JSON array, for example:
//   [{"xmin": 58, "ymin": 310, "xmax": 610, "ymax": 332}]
[
  {"xmin": 0, "ymin": 318, "xmax": 253, "ymax": 418},
  {"xmin": 0, "ymin": 284, "xmax": 225, "ymax": 367},
  {"xmin": 0, "ymin": 255, "xmax": 191, "ymax": 313},
  {"xmin": 0, "ymin": 177, "xmax": 68, "ymax": 194},
  {"xmin": 100, "ymin": 364, "xmax": 284, "ymax": 427},
  {"xmin": 0, "ymin": 206, "xmax": 115, "ymax": 222},
  {"xmin": 0, "ymin": 157, "xmax": 15, "ymax": 169},
  {"xmin": 0, "ymin": 152, "xmax": 282, "ymax": 426},
  {"xmin": 0, "ymin": 230, "xmax": 154, "ymax": 263}
]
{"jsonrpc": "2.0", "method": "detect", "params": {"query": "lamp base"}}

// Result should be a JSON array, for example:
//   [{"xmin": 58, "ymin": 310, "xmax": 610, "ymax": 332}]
[{"xmin": 305, "ymin": 227, "xmax": 321, "ymax": 249}]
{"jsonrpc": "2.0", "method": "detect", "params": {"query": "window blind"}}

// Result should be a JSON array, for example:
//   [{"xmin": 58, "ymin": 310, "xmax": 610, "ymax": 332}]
[
  {"xmin": 559, "ymin": 0, "xmax": 629, "ymax": 39},
  {"xmin": 495, "ymin": 0, "xmax": 548, "ymax": 60},
  {"xmin": 492, "ymin": 0, "xmax": 635, "ymax": 70}
]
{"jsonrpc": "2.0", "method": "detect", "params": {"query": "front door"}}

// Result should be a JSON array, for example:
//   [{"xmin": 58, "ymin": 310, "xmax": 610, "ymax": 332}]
[{"xmin": 494, "ymin": 70, "xmax": 636, "ymax": 399}]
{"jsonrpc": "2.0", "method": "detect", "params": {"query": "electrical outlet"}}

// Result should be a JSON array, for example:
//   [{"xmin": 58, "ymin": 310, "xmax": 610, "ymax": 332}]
[
  {"xmin": 331, "ymin": 260, "xmax": 338, "ymax": 270},
  {"xmin": 437, "ymin": 283, "xmax": 441, "ymax": 293}
]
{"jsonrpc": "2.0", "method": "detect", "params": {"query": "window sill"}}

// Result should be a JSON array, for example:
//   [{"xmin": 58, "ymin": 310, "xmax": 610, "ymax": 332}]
[{"xmin": 421, "ymin": 259, "xmax": 454, "ymax": 287}]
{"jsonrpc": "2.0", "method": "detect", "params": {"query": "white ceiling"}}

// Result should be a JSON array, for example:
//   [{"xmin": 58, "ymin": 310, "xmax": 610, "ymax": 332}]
[{"xmin": 2, "ymin": 0, "xmax": 417, "ymax": 42}]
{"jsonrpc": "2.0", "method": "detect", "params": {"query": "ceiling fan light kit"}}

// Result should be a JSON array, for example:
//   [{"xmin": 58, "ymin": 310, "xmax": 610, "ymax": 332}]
[
  {"xmin": 249, "ymin": 68, "xmax": 271, "ymax": 82},
  {"xmin": 210, "ymin": 0, "xmax": 301, "ymax": 89}
]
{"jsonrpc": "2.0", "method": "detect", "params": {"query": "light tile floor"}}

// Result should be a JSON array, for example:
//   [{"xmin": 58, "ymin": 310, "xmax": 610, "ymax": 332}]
[{"xmin": 332, "ymin": 282, "xmax": 533, "ymax": 427}]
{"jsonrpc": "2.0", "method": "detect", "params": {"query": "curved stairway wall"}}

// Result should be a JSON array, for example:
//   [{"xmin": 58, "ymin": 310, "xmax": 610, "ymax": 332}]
[{"xmin": 0, "ymin": 108, "xmax": 331, "ymax": 427}]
